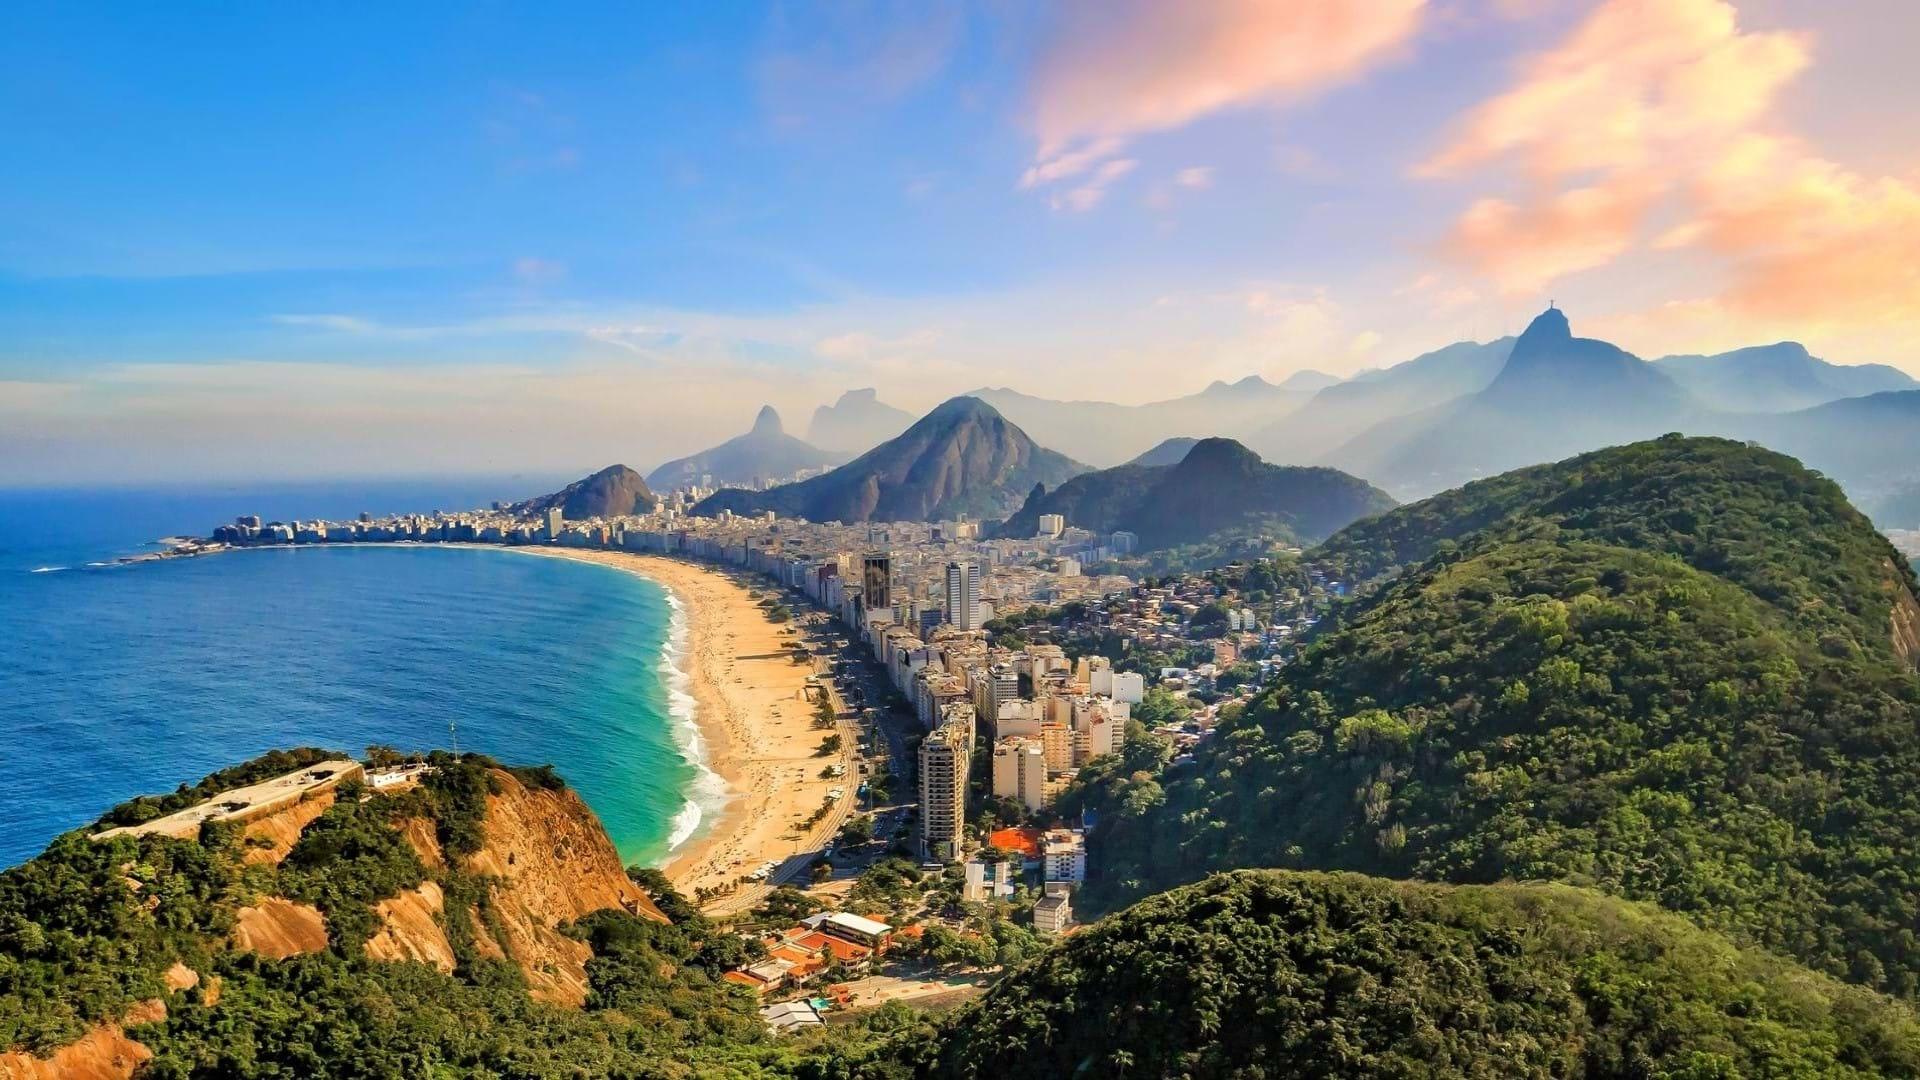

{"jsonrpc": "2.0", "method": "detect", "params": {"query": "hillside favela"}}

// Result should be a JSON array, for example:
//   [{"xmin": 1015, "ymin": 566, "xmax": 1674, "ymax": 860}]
[{"xmin": 5, "ymin": 4, "xmax": 1920, "ymax": 1079}]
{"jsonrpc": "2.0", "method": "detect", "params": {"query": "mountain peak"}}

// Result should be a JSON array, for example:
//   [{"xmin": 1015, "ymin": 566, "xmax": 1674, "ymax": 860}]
[
  {"xmin": 750, "ymin": 404, "xmax": 783, "ymax": 436},
  {"xmin": 925, "ymin": 395, "xmax": 1000, "ymax": 423},
  {"xmin": 1520, "ymin": 305, "xmax": 1571, "ymax": 344},
  {"xmin": 1177, "ymin": 436, "xmax": 1260, "ymax": 468}
]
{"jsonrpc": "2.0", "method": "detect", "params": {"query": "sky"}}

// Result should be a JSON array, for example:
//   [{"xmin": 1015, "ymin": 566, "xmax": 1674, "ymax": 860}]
[{"xmin": 3, "ymin": 0, "xmax": 1918, "ymax": 485}]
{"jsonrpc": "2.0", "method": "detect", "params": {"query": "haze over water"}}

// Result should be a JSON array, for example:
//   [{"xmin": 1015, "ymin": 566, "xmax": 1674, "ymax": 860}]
[{"xmin": 0, "ymin": 485, "xmax": 697, "ymax": 869}]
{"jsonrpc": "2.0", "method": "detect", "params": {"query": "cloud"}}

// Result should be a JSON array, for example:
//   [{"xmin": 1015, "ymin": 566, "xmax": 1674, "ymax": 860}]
[
  {"xmin": 757, "ymin": 1, "xmax": 966, "ymax": 132},
  {"xmin": 1421, "ymin": 0, "xmax": 1808, "ymax": 180},
  {"xmin": 1022, "ymin": 0, "xmax": 1425, "ymax": 194},
  {"xmin": 512, "ymin": 257, "xmax": 568, "ymax": 285},
  {"xmin": 1421, "ymin": 0, "xmax": 1808, "ymax": 289},
  {"xmin": 1174, "ymin": 166, "xmax": 1214, "ymax": 190},
  {"xmin": 271, "ymin": 313, "xmax": 379, "ymax": 333},
  {"xmin": 1662, "ymin": 134, "xmax": 1920, "ymax": 323},
  {"xmin": 1439, "ymin": 179, "xmax": 1655, "ymax": 292},
  {"xmin": 1421, "ymin": 0, "xmax": 1920, "ymax": 343},
  {"xmin": 1051, "ymin": 158, "xmax": 1139, "ymax": 213}
]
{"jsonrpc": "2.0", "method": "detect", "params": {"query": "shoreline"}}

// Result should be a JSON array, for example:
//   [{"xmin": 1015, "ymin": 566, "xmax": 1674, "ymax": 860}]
[
  {"xmin": 82, "ymin": 538, "xmax": 847, "ymax": 905},
  {"xmin": 504, "ymin": 547, "xmax": 844, "ymax": 903}
]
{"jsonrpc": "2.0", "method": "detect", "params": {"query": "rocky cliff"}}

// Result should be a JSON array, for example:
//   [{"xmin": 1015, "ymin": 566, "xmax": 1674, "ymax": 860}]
[{"xmin": 3, "ymin": 761, "xmax": 668, "ymax": 1077}]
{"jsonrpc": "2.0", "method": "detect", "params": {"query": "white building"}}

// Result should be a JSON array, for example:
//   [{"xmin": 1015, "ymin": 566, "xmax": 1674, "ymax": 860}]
[
  {"xmin": 1033, "ymin": 883, "xmax": 1074, "ymax": 935},
  {"xmin": 1109, "ymin": 671, "xmax": 1145, "ymax": 705},
  {"xmin": 1036, "ymin": 513, "xmax": 1066, "ymax": 538},
  {"xmin": 963, "ymin": 858, "xmax": 1017, "ymax": 902},
  {"xmin": 1043, "ymin": 829, "xmax": 1087, "ymax": 884},
  {"xmin": 990, "ymin": 736, "xmax": 1048, "ymax": 814}
]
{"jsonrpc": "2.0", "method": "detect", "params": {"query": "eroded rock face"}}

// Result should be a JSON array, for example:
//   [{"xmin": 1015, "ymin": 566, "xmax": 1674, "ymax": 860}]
[
  {"xmin": 0, "ymin": 1001, "xmax": 164, "ymax": 1080},
  {"xmin": 364, "ymin": 880, "xmax": 457, "ymax": 972},
  {"xmin": 230, "ymin": 897, "xmax": 328, "ymax": 958},
  {"xmin": 364, "ymin": 769, "xmax": 667, "ymax": 1005},
  {"xmin": 240, "ymin": 790, "xmax": 336, "ymax": 865}
]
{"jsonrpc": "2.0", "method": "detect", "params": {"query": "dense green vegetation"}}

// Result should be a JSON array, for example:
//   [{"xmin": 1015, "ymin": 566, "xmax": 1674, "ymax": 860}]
[
  {"xmin": 867, "ymin": 871, "xmax": 1920, "ymax": 1078},
  {"xmin": 0, "ymin": 750, "xmax": 872, "ymax": 1077},
  {"xmin": 996, "ymin": 437, "xmax": 1393, "ymax": 554},
  {"xmin": 1082, "ymin": 436, "xmax": 1920, "ymax": 997}
]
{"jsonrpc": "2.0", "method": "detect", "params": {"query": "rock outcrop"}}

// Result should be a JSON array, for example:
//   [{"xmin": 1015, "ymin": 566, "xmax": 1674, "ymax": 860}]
[
  {"xmin": 231, "ymin": 897, "xmax": 328, "ymax": 958},
  {"xmin": 365, "ymin": 769, "xmax": 666, "ymax": 1004}
]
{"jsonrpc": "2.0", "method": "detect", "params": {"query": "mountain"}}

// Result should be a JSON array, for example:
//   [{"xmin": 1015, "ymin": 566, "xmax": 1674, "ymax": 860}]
[
  {"xmin": 1730, "ymin": 390, "xmax": 1920, "ymax": 505},
  {"xmin": 1276, "ymin": 368, "xmax": 1342, "ymax": 394},
  {"xmin": 1079, "ymin": 436, "xmax": 1920, "ymax": 996},
  {"xmin": 970, "ymin": 374, "xmax": 1326, "ymax": 466},
  {"xmin": 511, "ymin": 464, "xmax": 656, "ymax": 519},
  {"xmin": 692, "ymin": 396, "xmax": 1086, "ymax": 524},
  {"xmin": 805, "ymin": 388, "xmax": 915, "ymax": 453},
  {"xmin": 1246, "ymin": 337, "xmax": 1513, "ymax": 465},
  {"xmin": 1328, "ymin": 309, "xmax": 1699, "ymax": 496},
  {"xmin": 998, "ymin": 437, "xmax": 1394, "ymax": 551},
  {"xmin": 1125, "ymin": 436, "xmax": 1198, "ymax": 467},
  {"xmin": 1655, "ymin": 342, "xmax": 1918, "ymax": 412},
  {"xmin": 643, "ymin": 405, "xmax": 845, "ymax": 492},
  {"xmin": 876, "ymin": 871, "xmax": 1920, "ymax": 1079},
  {"xmin": 0, "ymin": 752, "xmax": 802, "ymax": 1076}
]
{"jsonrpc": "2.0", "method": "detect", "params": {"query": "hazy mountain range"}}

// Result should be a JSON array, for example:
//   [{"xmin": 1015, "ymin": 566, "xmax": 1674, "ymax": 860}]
[
  {"xmin": 571, "ymin": 306, "xmax": 1920, "ymax": 531},
  {"xmin": 644, "ymin": 406, "xmax": 846, "ymax": 492},
  {"xmin": 691, "ymin": 396, "xmax": 1085, "ymax": 524},
  {"xmin": 804, "ymin": 388, "xmax": 916, "ymax": 454},
  {"xmin": 968, "ymin": 371, "xmax": 1335, "ymax": 467}
]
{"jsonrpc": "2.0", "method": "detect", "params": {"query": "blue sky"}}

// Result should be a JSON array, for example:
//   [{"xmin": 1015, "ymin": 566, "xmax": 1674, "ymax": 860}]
[{"xmin": 4, "ymin": 1, "xmax": 1917, "ymax": 483}]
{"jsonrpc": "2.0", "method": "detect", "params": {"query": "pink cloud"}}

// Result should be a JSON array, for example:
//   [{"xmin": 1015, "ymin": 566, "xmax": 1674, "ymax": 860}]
[
  {"xmin": 1421, "ymin": 0, "xmax": 1808, "ymax": 179},
  {"xmin": 1023, "ymin": 0, "xmax": 1425, "ymax": 191},
  {"xmin": 1440, "ymin": 179, "xmax": 1655, "ymax": 292},
  {"xmin": 1667, "ymin": 135, "xmax": 1920, "ymax": 323}
]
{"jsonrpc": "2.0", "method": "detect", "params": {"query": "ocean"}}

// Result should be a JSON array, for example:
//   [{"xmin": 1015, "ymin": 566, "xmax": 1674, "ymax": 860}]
[{"xmin": 0, "ymin": 482, "xmax": 715, "ymax": 870}]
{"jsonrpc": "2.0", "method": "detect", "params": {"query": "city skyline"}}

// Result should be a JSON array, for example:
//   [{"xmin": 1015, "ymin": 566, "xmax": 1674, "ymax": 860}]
[{"xmin": 5, "ymin": 0, "xmax": 1919, "ymax": 484}]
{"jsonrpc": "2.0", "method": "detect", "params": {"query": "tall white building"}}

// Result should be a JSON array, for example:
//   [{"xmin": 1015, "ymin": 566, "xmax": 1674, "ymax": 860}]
[
  {"xmin": 1036, "ymin": 513, "xmax": 1066, "ymax": 538},
  {"xmin": 990, "ymin": 736, "xmax": 1048, "ymax": 814},
  {"xmin": 918, "ymin": 716, "xmax": 971, "ymax": 862},
  {"xmin": 945, "ymin": 560, "xmax": 982, "ymax": 631}
]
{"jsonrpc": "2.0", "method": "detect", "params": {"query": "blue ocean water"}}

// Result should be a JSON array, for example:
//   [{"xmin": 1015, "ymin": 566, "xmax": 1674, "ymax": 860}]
[{"xmin": 0, "ymin": 483, "xmax": 706, "ymax": 870}]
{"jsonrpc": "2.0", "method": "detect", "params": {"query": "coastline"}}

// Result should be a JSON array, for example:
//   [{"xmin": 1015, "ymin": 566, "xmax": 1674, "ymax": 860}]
[{"xmin": 507, "ymin": 548, "xmax": 845, "ymax": 904}]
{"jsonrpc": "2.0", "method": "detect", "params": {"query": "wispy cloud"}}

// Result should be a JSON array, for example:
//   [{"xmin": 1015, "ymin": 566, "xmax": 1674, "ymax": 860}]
[
  {"xmin": 1021, "ymin": 0, "xmax": 1425, "ymax": 200},
  {"xmin": 271, "ymin": 313, "xmax": 380, "ymax": 333},
  {"xmin": 1051, "ymin": 158, "xmax": 1139, "ymax": 213}
]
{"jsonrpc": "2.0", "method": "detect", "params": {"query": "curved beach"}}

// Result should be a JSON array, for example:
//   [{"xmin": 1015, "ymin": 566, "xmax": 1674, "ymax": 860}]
[{"xmin": 514, "ymin": 549, "xmax": 840, "ymax": 902}]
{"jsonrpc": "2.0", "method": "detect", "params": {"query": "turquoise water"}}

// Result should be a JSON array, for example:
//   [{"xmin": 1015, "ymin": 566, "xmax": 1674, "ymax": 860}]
[{"xmin": 0, "ymin": 485, "xmax": 709, "ymax": 869}]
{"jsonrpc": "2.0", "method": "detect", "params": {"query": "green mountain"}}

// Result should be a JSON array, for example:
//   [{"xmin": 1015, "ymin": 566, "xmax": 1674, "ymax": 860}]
[
  {"xmin": 1079, "ymin": 436, "xmax": 1920, "ymax": 996},
  {"xmin": 875, "ymin": 871, "xmax": 1920, "ymax": 1079},
  {"xmin": 692, "ymin": 396, "xmax": 1086, "ymax": 524},
  {"xmin": 511, "ymin": 464, "xmax": 656, "ymax": 519},
  {"xmin": 644, "ymin": 405, "xmax": 846, "ymax": 492},
  {"xmin": 997, "ymin": 437, "xmax": 1394, "ymax": 550},
  {"xmin": 1655, "ymin": 342, "xmax": 1917, "ymax": 412},
  {"xmin": 0, "ymin": 752, "xmax": 808, "ymax": 1076}
]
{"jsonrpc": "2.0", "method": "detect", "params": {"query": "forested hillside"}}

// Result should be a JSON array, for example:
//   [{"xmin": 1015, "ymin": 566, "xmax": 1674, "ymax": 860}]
[
  {"xmin": 1080, "ymin": 436, "xmax": 1920, "ymax": 997},
  {"xmin": 865, "ymin": 871, "xmax": 1920, "ymax": 1078},
  {"xmin": 0, "ymin": 753, "xmax": 830, "ymax": 1077}
]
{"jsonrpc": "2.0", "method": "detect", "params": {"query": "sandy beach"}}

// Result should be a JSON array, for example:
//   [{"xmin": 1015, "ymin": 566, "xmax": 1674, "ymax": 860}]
[{"xmin": 512, "ymin": 549, "xmax": 849, "ymax": 907}]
